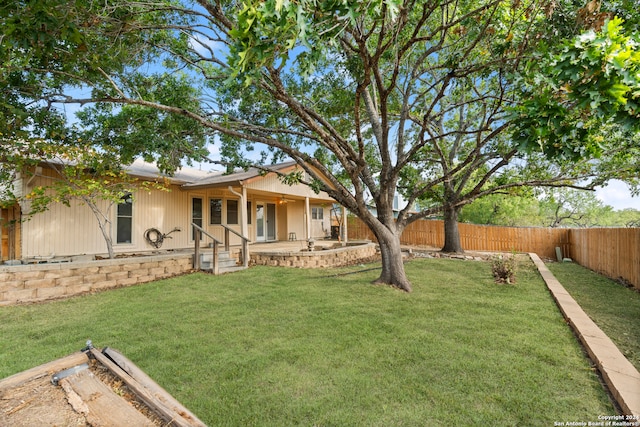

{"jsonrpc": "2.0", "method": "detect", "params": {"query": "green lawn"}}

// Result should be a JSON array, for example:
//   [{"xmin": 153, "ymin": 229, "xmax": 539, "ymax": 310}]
[
  {"xmin": 547, "ymin": 261, "xmax": 640, "ymax": 372},
  {"xmin": 0, "ymin": 258, "xmax": 614, "ymax": 426}
]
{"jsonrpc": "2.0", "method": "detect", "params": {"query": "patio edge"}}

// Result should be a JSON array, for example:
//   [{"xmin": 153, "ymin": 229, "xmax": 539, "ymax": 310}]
[{"xmin": 529, "ymin": 253, "xmax": 640, "ymax": 418}]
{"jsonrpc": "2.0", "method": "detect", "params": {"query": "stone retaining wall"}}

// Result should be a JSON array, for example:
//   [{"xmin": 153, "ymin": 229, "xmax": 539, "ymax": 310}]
[
  {"xmin": 0, "ymin": 243, "xmax": 378, "ymax": 305},
  {"xmin": 0, "ymin": 254, "xmax": 193, "ymax": 306},
  {"xmin": 250, "ymin": 242, "xmax": 377, "ymax": 268}
]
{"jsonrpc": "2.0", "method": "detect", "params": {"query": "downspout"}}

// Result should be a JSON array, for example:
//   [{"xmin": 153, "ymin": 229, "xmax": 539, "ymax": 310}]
[
  {"xmin": 342, "ymin": 205, "xmax": 348, "ymax": 244},
  {"xmin": 305, "ymin": 197, "xmax": 311, "ymax": 241},
  {"xmin": 228, "ymin": 185, "xmax": 247, "ymax": 238},
  {"xmin": 0, "ymin": 208, "xmax": 3, "ymax": 261}
]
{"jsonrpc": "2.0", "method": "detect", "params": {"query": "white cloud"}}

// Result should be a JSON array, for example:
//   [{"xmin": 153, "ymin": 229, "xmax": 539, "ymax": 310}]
[
  {"xmin": 595, "ymin": 180, "xmax": 640, "ymax": 210},
  {"xmin": 188, "ymin": 34, "xmax": 225, "ymax": 58}
]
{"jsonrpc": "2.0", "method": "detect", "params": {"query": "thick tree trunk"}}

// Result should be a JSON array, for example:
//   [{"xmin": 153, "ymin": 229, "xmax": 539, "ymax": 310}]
[
  {"xmin": 371, "ymin": 226, "xmax": 412, "ymax": 293},
  {"xmin": 442, "ymin": 205, "xmax": 464, "ymax": 253}
]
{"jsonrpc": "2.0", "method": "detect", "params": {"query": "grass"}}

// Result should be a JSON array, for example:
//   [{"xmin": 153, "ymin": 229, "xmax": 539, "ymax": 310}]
[
  {"xmin": 547, "ymin": 261, "xmax": 640, "ymax": 372},
  {"xmin": 0, "ymin": 258, "xmax": 614, "ymax": 426}
]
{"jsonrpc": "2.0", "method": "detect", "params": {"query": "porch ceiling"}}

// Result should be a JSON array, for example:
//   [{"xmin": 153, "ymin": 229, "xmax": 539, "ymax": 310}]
[{"xmin": 245, "ymin": 189, "xmax": 335, "ymax": 205}]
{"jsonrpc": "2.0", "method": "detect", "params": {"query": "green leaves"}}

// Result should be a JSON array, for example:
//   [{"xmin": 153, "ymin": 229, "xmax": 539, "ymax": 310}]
[
  {"xmin": 227, "ymin": 0, "xmax": 402, "ymax": 81},
  {"xmin": 75, "ymin": 71, "xmax": 208, "ymax": 174},
  {"xmin": 565, "ymin": 17, "xmax": 640, "ymax": 113},
  {"xmin": 512, "ymin": 17, "xmax": 640, "ymax": 161}
]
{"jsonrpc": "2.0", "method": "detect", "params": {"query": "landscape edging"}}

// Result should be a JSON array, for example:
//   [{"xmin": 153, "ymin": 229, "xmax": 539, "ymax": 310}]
[{"xmin": 529, "ymin": 253, "xmax": 640, "ymax": 417}]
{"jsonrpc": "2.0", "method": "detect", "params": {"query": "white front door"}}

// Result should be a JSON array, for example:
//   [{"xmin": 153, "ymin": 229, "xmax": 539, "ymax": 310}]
[{"xmin": 256, "ymin": 203, "xmax": 265, "ymax": 242}]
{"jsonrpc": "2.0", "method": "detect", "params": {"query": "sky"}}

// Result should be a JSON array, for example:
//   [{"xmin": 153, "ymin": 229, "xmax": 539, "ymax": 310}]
[{"xmin": 595, "ymin": 180, "xmax": 640, "ymax": 211}]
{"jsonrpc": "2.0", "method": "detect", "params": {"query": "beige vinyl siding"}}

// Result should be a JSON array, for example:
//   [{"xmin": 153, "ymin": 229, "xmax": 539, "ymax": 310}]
[
  {"xmin": 19, "ymin": 169, "xmax": 107, "ymax": 258},
  {"xmin": 126, "ymin": 186, "xmax": 190, "ymax": 250},
  {"xmin": 285, "ymin": 203, "xmax": 306, "ymax": 240},
  {"xmin": 22, "ymin": 197, "xmax": 108, "ymax": 258},
  {"xmin": 281, "ymin": 203, "xmax": 330, "ymax": 241},
  {"xmin": 245, "ymin": 169, "xmax": 334, "ymax": 201},
  {"xmin": 20, "ymin": 182, "xmax": 196, "ymax": 258},
  {"xmin": 18, "ymin": 163, "xmax": 338, "ymax": 258},
  {"xmin": 275, "ymin": 203, "xmax": 286, "ymax": 241}
]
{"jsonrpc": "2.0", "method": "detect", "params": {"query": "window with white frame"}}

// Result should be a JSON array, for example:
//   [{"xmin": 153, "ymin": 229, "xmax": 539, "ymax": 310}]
[
  {"xmin": 210, "ymin": 198, "xmax": 222, "ymax": 225},
  {"xmin": 192, "ymin": 197, "xmax": 203, "ymax": 240},
  {"xmin": 227, "ymin": 199, "xmax": 238, "ymax": 225},
  {"xmin": 311, "ymin": 207, "xmax": 324, "ymax": 220},
  {"xmin": 116, "ymin": 193, "xmax": 133, "ymax": 244}
]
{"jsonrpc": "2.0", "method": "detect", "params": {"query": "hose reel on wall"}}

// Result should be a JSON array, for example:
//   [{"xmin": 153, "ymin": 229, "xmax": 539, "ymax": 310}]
[{"xmin": 143, "ymin": 227, "xmax": 181, "ymax": 249}]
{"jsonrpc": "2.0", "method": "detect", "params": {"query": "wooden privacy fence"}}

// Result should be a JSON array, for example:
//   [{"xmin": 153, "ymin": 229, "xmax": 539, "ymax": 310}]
[
  {"xmin": 348, "ymin": 217, "xmax": 569, "ymax": 260},
  {"xmin": 348, "ymin": 217, "xmax": 639, "ymax": 291},
  {"xmin": 569, "ymin": 228, "xmax": 640, "ymax": 291}
]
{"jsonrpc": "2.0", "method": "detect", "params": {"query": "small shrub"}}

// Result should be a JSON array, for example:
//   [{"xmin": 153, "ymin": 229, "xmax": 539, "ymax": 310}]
[{"xmin": 491, "ymin": 253, "xmax": 517, "ymax": 284}]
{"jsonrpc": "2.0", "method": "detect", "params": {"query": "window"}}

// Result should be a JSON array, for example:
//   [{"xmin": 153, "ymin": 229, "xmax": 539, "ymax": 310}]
[
  {"xmin": 247, "ymin": 201, "xmax": 252, "ymax": 224},
  {"xmin": 227, "ymin": 200, "xmax": 238, "ymax": 225},
  {"xmin": 116, "ymin": 193, "xmax": 133, "ymax": 244},
  {"xmin": 192, "ymin": 197, "xmax": 203, "ymax": 240},
  {"xmin": 210, "ymin": 198, "xmax": 222, "ymax": 224},
  {"xmin": 312, "ymin": 207, "xmax": 324, "ymax": 220}
]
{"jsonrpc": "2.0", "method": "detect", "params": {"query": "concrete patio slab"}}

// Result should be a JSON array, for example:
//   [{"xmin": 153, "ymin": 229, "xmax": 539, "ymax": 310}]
[{"xmin": 529, "ymin": 253, "xmax": 640, "ymax": 417}]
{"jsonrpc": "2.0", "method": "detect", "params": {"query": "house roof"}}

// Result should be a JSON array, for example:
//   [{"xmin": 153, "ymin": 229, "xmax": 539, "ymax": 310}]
[
  {"xmin": 180, "ymin": 161, "xmax": 298, "ymax": 189},
  {"xmin": 127, "ymin": 159, "xmax": 326, "ymax": 195},
  {"xmin": 125, "ymin": 159, "xmax": 218, "ymax": 185},
  {"xmin": 33, "ymin": 157, "xmax": 220, "ymax": 185}
]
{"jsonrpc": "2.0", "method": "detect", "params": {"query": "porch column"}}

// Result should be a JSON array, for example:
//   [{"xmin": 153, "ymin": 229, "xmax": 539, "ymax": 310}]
[
  {"xmin": 228, "ymin": 185, "xmax": 248, "ymax": 239},
  {"xmin": 305, "ymin": 197, "xmax": 311, "ymax": 240},
  {"xmin": 241, "ymin": 186, "xmax": 248, "ymax": 238},
  {"xmin": 342, "ymin": 205, "xmax": 348, "ymax": 243},
  {"xmin": 0, "ymin": 208, "xmax": 3, "ymax": 261}
]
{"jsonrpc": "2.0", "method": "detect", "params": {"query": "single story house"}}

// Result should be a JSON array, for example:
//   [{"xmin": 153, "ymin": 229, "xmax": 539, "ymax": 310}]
[{"xmin": 1, "ymin": 160, "xmax": 341, "ymax": 261}]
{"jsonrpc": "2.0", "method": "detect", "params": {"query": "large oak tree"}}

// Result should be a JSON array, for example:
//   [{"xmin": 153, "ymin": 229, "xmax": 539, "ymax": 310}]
[{"xmin": 1, "ymin": 0, "xmax": 638, "ymax": 291}]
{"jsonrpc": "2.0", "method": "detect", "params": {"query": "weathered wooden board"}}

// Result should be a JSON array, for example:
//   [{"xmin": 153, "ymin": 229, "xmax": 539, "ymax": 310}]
[
  {"xmin": 60, "ymin": 369, "xmax": 155, "ymax": 427},
  {"xmin": 0, "ymin": 352, "xmax": 90, "ymax": 394},
  {"xmin": 0, "ymin": 374, "xmax": 87, "ymax": 427},
  {"xmin": 91, "ymin": 348, "xmax": 207, "ymax": 427},
  {"xmin": 1, "ymin": 346, "xmax": 205, "ymax": 426}
]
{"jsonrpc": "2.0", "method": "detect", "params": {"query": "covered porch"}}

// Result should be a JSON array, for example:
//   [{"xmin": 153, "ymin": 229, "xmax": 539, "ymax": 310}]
[{"xmin": 182, "ymin": 162, "xmax": 348, "ymax": 247}]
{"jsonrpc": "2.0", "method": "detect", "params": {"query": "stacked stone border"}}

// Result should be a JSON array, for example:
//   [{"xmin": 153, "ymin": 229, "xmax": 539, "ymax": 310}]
[
  {"xmin": 530, "ymin": 253, "xmax": 640, "ymax": 418},
  {"xmin": 0, "ymin": 253, "xmax": 193, "ymax": 306},
  {"xmin": 0, "ymin": 243, "xmax": 378, "ymax": 305},
  {"xmin": 250, "ymin": 242, "xmax": 377, "ymax": 268}
]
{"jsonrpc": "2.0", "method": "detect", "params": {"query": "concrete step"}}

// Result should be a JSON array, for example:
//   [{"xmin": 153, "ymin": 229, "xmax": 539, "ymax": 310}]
[
  {"xmin": 218, "ymin": 266, "xmax": 249, "ymax": 274},
  {"xmin": 198, "ymin": 252, "xmax": 241, "ymax": 271}
]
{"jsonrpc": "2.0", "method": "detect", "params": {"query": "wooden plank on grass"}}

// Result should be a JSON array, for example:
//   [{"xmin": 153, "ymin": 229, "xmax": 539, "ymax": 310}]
[
  {"xmin": 59, "ymin": 369, "xmax": 155, "ymax": 427},
  {"xmin": 0, "ymin": 352, "xmax": 90, "ymax": 394},
  {"xmin": 102, "ymin": 348, "xmax": 207, "ymax": 427},
  {"xmin": 90, "ymin": 348, "xmax": 206, "ymax": 427}
]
